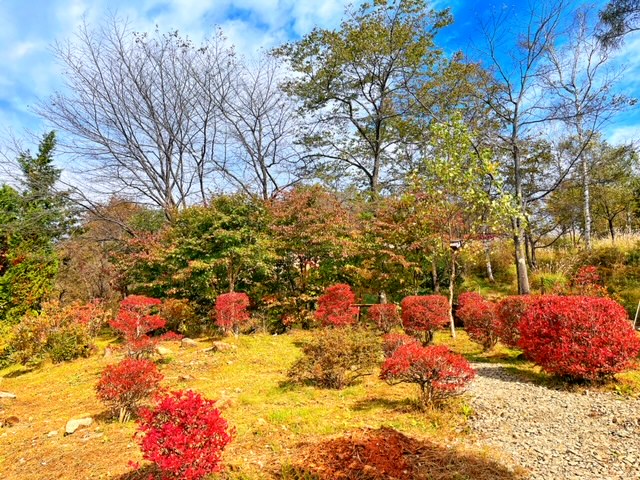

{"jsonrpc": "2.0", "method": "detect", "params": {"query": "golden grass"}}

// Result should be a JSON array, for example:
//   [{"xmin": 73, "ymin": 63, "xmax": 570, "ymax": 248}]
[
  {"xmin": 0, "ymin": 331, "xmax": 494, "ymax": 480},
  {"xmin": 2, "ymin": 329, "xmax": 637, "ymax": 479}
]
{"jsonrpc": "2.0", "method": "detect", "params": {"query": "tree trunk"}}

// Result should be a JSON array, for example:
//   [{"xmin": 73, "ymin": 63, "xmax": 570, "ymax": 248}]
[
  {"xmin": 448, "ymin": 250, "xmax": 457, "ymax": 339},
  {"xmin": 484, "ymin": 239, "xmax": 495, "ymax": 283},
  {"xmin": 609, "ymin": 218, "xmax": 616, "ymax": 243},
  {"xmin": 513, "ymin": 217, "xmax": 531, "ymax": 295},
  {"xmin": 581, "ymin": 152, "xmax": 592, "ymax": 250},
  {"xmin": 431, "ymin": 257, "xmax": 439, "ymax": 293},
  {"xmin": 512, "ymin": 128, "xmax": 530, "ymax": 295}
]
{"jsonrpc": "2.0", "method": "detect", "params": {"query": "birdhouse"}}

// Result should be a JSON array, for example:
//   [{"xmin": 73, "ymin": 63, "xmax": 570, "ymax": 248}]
[{"xmin": 449, "ymin": 239, "xmax": 462, "ymax": 251}]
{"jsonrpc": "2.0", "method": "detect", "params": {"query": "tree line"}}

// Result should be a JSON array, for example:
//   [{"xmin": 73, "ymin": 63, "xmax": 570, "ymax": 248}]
[{"xmin": 1, "ymin": 0, "xmax": 640, "ymax": 327}]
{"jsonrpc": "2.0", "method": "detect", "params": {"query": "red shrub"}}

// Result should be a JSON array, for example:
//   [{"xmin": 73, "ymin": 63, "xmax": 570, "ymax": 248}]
[
  {"xmin": 380, "ymin": 343, "xmax": 475, "ymax": 407},
  {"xmin": 137, "ymin": 390, "xmax": 235, "ymax": 480},
  {"xmin": 382, "ymin": 333, "xmax": 419, "ymax": 358},
  {"xmin": 96, "ymin": 358, "xmax": 163, "ymax": 422},
  {"xmin": 110, "ymin": 295, "xmax": 166, "ymax": 358},
  {"xmin": 215, "ymin": 292, "xmax": 250, "ymax": 334},
  {"xmin": 315, "ymin": 284, "xmax": 358, "ymax": 327},
  {"xmin": 400, "ymin": 295, "xmax": 449, "ymax": 345},
  {"xmin": 495, "ymin": 295, "xmax": 532, "ymax": 348},
  {"xmin": 572, "ymin": 266, "xmax": 608, "ymax": 297},
  {"xmin": 71, "ymin": 299, "xmax": 110, "ymax": 337},
  {"xmin": 518, "ymin": 295, "xmax": 640, "ymax": 381},
  {"xmin": 457, "ymin": 292, "xmax": 499, "ymax": 350},
  {"xmin": 367, "ymin": 304, "xmax": 401, "ymax": 333}
]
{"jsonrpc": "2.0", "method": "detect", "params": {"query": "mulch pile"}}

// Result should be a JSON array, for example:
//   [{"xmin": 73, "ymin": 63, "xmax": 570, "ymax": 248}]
[{"xmin": 288, "ymin": 427, "xmax": 526, "ymax": 480}]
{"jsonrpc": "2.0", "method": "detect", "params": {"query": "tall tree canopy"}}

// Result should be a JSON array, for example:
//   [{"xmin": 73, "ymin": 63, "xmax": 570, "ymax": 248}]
[{"xmin": 275, "ymin": 0, "xmax": 451, "ymax": 195}]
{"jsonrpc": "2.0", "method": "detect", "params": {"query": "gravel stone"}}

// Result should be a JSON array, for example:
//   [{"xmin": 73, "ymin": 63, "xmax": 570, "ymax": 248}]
[{"xmin": 468, "ymin": 363, "xmax": 640, "ymax": 480}]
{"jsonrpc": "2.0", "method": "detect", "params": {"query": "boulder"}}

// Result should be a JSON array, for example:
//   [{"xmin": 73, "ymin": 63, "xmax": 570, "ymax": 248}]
[
  {"xmin": 211, "ymin": 341, "xmax": 237, "ymax": 352},
  {"xmin": 65, "ymin": 417, "xmax": 93, "ymax": 435},
  {"xmin": 180, "ymin": 338, "xmax": 198, "ymax": 348},
  {"xmin": 155, "ymin": 345, "xmax": 173, "ymax": 356},
  {"xmin": 1, "ymin": 416, "xmax": 19, "ymax": 427},
  {"xmin": 0, "ymin": 392, "xmax": 16, "ymax": 399}
]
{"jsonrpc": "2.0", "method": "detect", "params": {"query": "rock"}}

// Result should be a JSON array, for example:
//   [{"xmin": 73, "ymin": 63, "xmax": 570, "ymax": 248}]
[
  {"xmin": 211, "ymin": 341, "xmax": 236, "ymax": 352},
  {"xmin": 181, "ymin": 338, "xmax": 198, "ymax": 348},
  {"xmin": 80, "ymin": 432, "xmax": 104, "ymax": 442},
  {"xmin": 103, "ymin": 347, "xmax": 114, "ymax": 358},
  {"xmin": 1, "ymin": 416, "xmax": 19, "ymax": 427},
  {"xmin": 155, "ymin": 345, "xmax": 173, "ymax": 356},
  {"xmin": 64, "ymin": 417, "xmax": 93, "ymax": 435},
  {"xmin": 0, "ymin": 391, "xmax": 16, "ymax": 399},
  {"xmin": 47, "ymin": 430, "xmax": 58, "ymax": 437},
  {"xmin": 178, "ymin": 374, "xmax": 194, "ymax": 382}
]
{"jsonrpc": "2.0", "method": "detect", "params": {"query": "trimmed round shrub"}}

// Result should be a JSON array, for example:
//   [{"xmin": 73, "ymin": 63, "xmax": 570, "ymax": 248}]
[
  {"xmin": 518, "ymin": 295, "xmax": 640, "ymax": 381},
  {"xmin": 457, "ymin": 292, "xmax": 499, "ymax": 350},
  {"xmin": 137, "ymin": 390, "xmax": 235, "ymax": 480},
  {"xmin": 214, "ymin": 292, "xmax": 250, "ymax": 334},
  {"xmin": 495, "ymin": 295, "xmax": 532, "ymax": 348},
  {"xmin": 315, "ymin": 284, "xmax": 358, "ymax": 327},
  {"xmin": 367, "ymin": 304, "xmax": 401, "ymax": 333},
  {"xmin": 380, "ymin": 343, "xmax": 475, "ymax": 407},
  {"xmin": 96, "ymin": 358, "xmax": 163, "ymax": 422},
  {"xmin": 288, "ymin": 327, "xmax": 381, "ymax": 389},
  {"xmin": 400, "ymin": 295, "xmax": 449, "ymax": 345}
]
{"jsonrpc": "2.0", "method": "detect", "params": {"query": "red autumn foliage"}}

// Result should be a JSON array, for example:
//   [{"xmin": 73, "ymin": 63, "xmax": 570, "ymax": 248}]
[
  {"xmin": 214, "ymin": 292, "xmax": 250, "ymax": 333},
  {"xmin": 518, "ymin": 295, "xmax": 640, "ymax": 381},
  {"xmin": 380, "ymin": 343, "xmax": 475, "ymax": 406},
  {"xmin": 110, "ymin": 295, "xmax": 166, "ymax": 358},
  {"xmin": 136, "ymin": 390, "xmax": 235, "ymax": 480},
  {"xmin": 382, "ymin": 333, "xmax": 419, "ymax": 358},
  {"xmin": 400, "ymin": 295, "xmax": 449, "ymax": 344},
  {"xmin": 457, "ymin": 292, "xmax": 499, "ymax": 350},
  {"xmin": 367, "ymin": 304, "xmax": 401, "ymax": 333},
  {"xmin": 96, "ymin": 358, "xmax": 163, "ymax": 422},
  {"xmin": 495, "ymin": 295, "xmax": 533, "ymax": 348},
  {"xmin": 315, "ymin": 284, "xmax": 358, "ymax": 327},
  {"xmin": 571, "ymin": 266, "xmax": 608, "ymax": 297}
]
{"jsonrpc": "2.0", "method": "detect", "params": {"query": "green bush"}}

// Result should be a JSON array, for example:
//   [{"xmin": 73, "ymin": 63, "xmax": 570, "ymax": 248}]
[
  {"xmin": 160, "ymin": 298, "xmax": 203, "ymax": 336},
  {"xmin": 46, "ymin": 324, "xmax": 94, "ymax": 363},
  {"xmin": 287, "ymin": 327, "xmax": 381, "ymax": 389},
  {"xmin": 9, "ymin": 301, "xmax": 103, "ymax": 366}
]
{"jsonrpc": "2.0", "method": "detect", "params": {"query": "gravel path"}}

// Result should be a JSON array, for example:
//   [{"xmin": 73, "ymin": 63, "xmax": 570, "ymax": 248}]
[{"xmin": 468, "ymin": 363, "xmax": 640, "ymax": 480}]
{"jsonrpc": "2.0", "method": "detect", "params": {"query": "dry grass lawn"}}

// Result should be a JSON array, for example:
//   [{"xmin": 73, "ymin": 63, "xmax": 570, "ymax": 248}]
[{"xmin": 0, "ymin": 329, "xmax": 634, "ymax": 479}]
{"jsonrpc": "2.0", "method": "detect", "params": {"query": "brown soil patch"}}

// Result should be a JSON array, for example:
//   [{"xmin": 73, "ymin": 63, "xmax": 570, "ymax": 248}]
[{"xmin": 288, "ymin": 427, "xmax": 526, "ymax": 480}]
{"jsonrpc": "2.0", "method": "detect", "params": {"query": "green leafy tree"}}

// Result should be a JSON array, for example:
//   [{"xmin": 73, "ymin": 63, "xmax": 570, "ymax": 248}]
[
  {"xmin": 117, "ymin": 195, "xmax": 274, "ymax": 310},
  {"xmin": 276, "ymin": 0, "xmax": 451, "ymax": 194},
  {"xmin": 0, "ymin": 132, "xmax": 71, "ymax": 323},
  {"xmin": 414, "ymin": 117, "xmax": 516, "ymax": 337},
  {"xmin": 599, "ymin": 0, "xmax": 640, "ymax": 47}
]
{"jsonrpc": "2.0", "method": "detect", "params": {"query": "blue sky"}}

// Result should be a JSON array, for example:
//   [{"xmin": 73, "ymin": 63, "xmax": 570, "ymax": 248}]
[{"xmin": 0, "ymin": 0, "xmax": 638, "ymax": 150}]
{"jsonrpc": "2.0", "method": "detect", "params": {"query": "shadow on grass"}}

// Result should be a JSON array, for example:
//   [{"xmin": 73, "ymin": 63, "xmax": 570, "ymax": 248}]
[
  {"xmin": 473, "ymin": 364, "xmax": 571, "ymax": 391},
  {"xmin": 3, "ymin": 367, "xmax": 34, "ymax": 378},
  {"xmin": 115, "ymin": 464, "xmax": 158, "ymax": 480},
  {"xmin": 350, "ymin": 396, "xmax": 416, "ymax": 412},
  {"xmin": 284, "ymin": 426, "xmax": 527, "ymax": 480}
]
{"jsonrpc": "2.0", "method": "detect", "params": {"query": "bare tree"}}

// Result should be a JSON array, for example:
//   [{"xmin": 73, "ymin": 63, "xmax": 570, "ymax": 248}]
[
  {"xmin": 217, "ymin": 55, "xmax": 304, "ymax": 200},
  {"xmin": 37, "ymin": 17, "xmax": 235, "ymax": 220},
  {"xmin": 545, "ymin": 6, "xmax": 629, "ymax": 250},
  {"xmin": 477, "ymin": 1, "xmax": 567, "ymax": 294}
]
